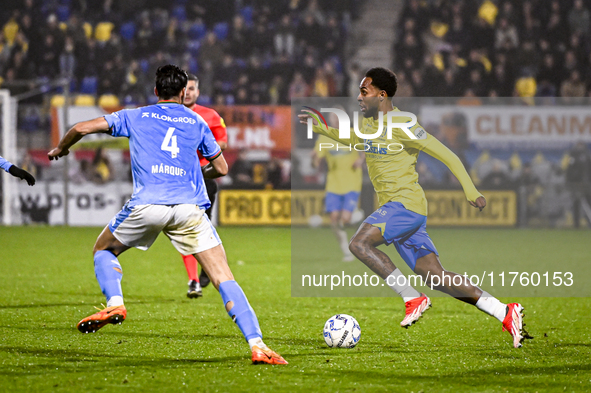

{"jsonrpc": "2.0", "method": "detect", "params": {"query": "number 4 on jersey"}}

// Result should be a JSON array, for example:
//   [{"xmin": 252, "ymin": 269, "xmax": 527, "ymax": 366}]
[{"xmin": 161, "ymin": 127, "xmax": 179, "ymax": 158}]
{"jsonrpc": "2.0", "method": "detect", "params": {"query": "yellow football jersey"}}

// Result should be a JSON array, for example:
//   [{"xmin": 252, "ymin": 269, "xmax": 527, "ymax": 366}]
[
  {"xmin": 313, "ymin": 107, "xmax": 482, "ymax": 216},
  {"xmin": 315, "ymin": 135, "xmax": 362, "ymax": 195}
]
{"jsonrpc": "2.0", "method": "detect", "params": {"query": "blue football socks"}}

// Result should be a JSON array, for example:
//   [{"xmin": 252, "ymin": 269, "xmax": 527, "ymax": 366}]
[
  {"xmin": 219, "ymin": 280, "xmax": 262, "ymax": 341},
  {"xmin": 94, "ymin": 250, "xmax": 123, "ymax": 302}
]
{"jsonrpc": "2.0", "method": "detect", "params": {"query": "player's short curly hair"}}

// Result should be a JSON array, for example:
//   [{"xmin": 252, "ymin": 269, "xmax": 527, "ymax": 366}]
[
  {"xmin": 155, "ymin": 64, "xmax": 188, "ymax": 99},
  {"xmin": 365, "ymin": 67, "xmax": 398, "ymax": 97}
]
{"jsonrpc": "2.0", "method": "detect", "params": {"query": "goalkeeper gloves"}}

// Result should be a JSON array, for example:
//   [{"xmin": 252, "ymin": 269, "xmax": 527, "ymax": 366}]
[{"xmin": 8, "ymin": 165, "xmax": 36, "ymax": 186}]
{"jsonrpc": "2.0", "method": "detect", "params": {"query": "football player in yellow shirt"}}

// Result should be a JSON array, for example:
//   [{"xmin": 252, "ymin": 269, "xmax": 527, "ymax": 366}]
[
  {"xmin": 299, "ymin": 67, "xmax": 531, "ymax": 348},
  {"xmin": 312, "ymin": 134, "xmax": 364, "ymax": 261}
]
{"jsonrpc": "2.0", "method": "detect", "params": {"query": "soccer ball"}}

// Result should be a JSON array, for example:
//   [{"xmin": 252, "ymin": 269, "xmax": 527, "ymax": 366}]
[
  {"xmin": 323, "ymin": 314, "xmax": 361, "ymax": 348},
  {"xmin": 308, "ymin": 214, "xmax": 323, "ymax": 228}
]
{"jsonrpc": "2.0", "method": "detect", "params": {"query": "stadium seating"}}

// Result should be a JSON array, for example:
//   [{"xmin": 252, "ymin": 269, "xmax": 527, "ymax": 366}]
[
  {"xmin": 188, "ymin": 23, "xmax": 207, "ymax": 40},
  {"xmin": 213, "ymin": 23, "xmax": 229, "ymax": 41},
  {"xmin": 74, "ymin": 95, "xmax": 96, "ymax": 106},
  {"xmin": 50, "ymin": 95, "xmax": 66, "ymax": 107},
  {"xmin": 98, "ymin": 94, "xmax": 120, "ymax": 108},
  {"xmin": 80, "ymin": 77, "xmax": 98, "ymax": 95},
  {"xmin": 120, "ymin": 22, "xmax": 136, "ymax": 42},
  {"xmin": 94, "ymin": 22, "xmax": 114, "ymax": 42}
]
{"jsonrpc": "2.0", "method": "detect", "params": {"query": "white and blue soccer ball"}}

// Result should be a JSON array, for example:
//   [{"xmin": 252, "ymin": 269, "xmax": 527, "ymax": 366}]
[
  {"xmin": 308, "ymin": 214, "xmax": 323, "ymax": 228},
  {"xmin": 323, "ymin": 314, "xmax": 361, "ymax": 348}
]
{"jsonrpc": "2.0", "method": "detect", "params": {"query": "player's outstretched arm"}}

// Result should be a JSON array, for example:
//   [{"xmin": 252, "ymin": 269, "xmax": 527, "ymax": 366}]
[
  {"xmin": 48, "ymin": 117, "xmax": 111, "ymax": 161},
  {"xmin": 298, "ymin": 112, "xmax": 353, "ymax": 146},
  {"xmin": 202, "ymin": 154, "xmax": 228, "ymax": 179},
  {"xmin": 420, "ymin": 136, "xmax": 486, "ymax": 211}
]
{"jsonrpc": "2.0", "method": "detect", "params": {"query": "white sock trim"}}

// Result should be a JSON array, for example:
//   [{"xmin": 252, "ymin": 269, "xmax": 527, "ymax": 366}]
[
  {"xmin": 106, "ymin": 296, "xmax": 124, "ymax": 308},
  {"xmin": 385, "ymin": 269, "xmax": 421, "ymax": 301},
  {"xmin": 475, "ymin": 291, "xmax": 506, "ymax": 322},
  {"xmin": 248, "ymin": 337, "xmax": 267, "ymax": 351}
]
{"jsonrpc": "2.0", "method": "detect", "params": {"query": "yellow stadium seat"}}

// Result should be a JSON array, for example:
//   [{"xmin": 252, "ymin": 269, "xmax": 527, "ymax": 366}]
[
  {"xmin": 74, "ymin": 95, "xmax": 96, "ymax": 106},
  {"xmin": 3, "ymin": 19, "xmax": 19, "ymax": 45},
  {"xmin": 433, "ymin": 53, "xmax": 445, "ymax": 71},
  {"xmin": 478, "ymin": 0, "xmax": 498, "ymax": 26},
  {"xmin": 430, "ymin": 22, "xmax": 448, "ymax": 38},
  {"xmin": 98, "ymin": 94, "xmax": 120, "ymax": 108},
  {"xmin": 59, "ymin": 22, "xmax": 68, "ymax": 31},
  {"xmin": 51, "ymin": 95, "xmax": 66, "ymax": 107},
  {"xmin": 83, "ymin": 22, "xmax": 93, "ymax": 38},
  {"xmin": 561, "ymin": 153, "xmax": 571, "ymax": 171},
  {"xmin": 515, "ymin": 77, "xmax": 537, "ymax": 98},
  {"xmin": 509, "ymin": 152, "xmax": 522, "ymax": 171},
  {"xmin": 94, "ymin": 22, "xmax": 114, "ymax": 42}
]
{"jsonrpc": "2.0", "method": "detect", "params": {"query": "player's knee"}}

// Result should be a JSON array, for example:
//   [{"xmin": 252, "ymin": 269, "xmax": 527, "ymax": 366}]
[
  {"xmin": 92, "ymin": 243, "xmax": 104, "ymax": 256},
  {"xmin": 348, "ymin": 236, "xmax": 364, "ymax": 256}
]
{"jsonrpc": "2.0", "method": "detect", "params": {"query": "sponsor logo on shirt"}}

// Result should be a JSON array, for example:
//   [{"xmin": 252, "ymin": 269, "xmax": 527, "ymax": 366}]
[{"xmin": 149, "ymin": 113, "xmax": 197, "ymax": 124}]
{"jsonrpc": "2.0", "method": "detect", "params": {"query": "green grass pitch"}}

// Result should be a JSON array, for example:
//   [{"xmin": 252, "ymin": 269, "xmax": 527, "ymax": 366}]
[{"xmin": 0, "ymin": 226, "xmax": 590, "ymax": 392}]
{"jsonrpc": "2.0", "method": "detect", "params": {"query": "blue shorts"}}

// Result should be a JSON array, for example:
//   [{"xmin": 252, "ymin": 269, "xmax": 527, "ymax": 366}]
[
  {"xmin": 325, "ymin": 191, "xmax": 360, "ymax": 213},
  {"xmin": 363, "ymin": 202, "xmax": 438, "ymax": 270}
]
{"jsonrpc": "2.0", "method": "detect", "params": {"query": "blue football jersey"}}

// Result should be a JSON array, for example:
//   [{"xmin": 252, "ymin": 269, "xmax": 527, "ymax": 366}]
[{"xmin": 104, "ymin": 102, "xmax": 221, "ymax": 209}]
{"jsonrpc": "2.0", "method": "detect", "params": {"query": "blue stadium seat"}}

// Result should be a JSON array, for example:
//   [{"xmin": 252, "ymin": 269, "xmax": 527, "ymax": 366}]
[
  {"xmin": 140, "ymin": 59, "xmax": 150, "ymax": 73},
  {"xmin": 172, "ymin": 6, "xmax": 187, "ymax": 22},
  {"xmin": 331, "ymin": 56, "xmax": 343, "ymax": 73},
  {"xmin": 188, "ymin": 23, "xmax": 207, "ymax": 40},
  {"xmin": 54, "ymin": 79, "xmax": 77, "ymax": 94},
  {"xmin": 122, "ymin": 95, "xmax": 138, "ymax": 106},
  {"xmin": 235, "ymin": 58, "xmax": 247, "ymax": 68},
  {"xmin": 120, "ymin": 22, "xmax": 136, "ymax": 41},
  {"xmin": 188, "ymin": 58, "xmax": 198, "ymax": 73},
  {"xmin": 240, "ymin": 6, "xmax": 254, "ymax": 25},
  {"xmin": 197, "ymin": 95, "xmax": 211, "ymax": 105},
  {"xmin": 221, "ymin": 82, "xmax": 233, "ymax": 92},
  {"xmin": 147, "ymin": 95, "xmax": 158, "ymax": 104},
  {"xmin": 80, "ymin": 76, "xmax": 98, "ymax": 95},
  {"xmin": 187, "ymin": 40, "xmax": 201, "ymax": 55},
  {"xmin": 21, "ymin": 109, "xmax": 40, "ymax": 132},
  {"xmin": 57, "ymin": 5, "xmax": 70, "ymax": 22},
  {"xmin": 213, "ymin": 22, "xmax": 229, "ymax": 41}
]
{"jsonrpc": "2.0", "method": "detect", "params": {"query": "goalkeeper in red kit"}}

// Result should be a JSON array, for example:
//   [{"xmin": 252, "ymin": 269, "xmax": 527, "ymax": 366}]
[{"xmin": 181, "ymin": 74, "xmax": 228, "ymax": 298}]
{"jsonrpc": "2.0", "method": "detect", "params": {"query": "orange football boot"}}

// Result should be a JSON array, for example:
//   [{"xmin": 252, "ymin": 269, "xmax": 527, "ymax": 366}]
[
  {"xmin": 77, "ymin": 304, "xmax": 127, "ymax": 333},
  {"xmin": 251, "ymin": 345, "xmax": 288, "ymax": 365},
  {"xmin": 400, "ymin": 294, "xmax": 431, "ymax": 328}
]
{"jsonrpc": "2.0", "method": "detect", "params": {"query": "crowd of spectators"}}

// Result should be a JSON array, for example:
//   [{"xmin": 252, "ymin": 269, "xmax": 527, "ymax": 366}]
[
  {"xmin": 394, "ymin": 0, "xmax": 591, "ymax": 98},
  {"xmin": 0, "ymin": 0, "xmax": 358, "ymax": 105}
]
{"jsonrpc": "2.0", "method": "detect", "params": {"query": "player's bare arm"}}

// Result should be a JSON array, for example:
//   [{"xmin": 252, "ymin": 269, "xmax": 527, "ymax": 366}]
[
  {"xmin": 48, "ymin": 117, "xmax": 111, "ymax": 160},
  {"xmin": 202, "ymin": 154, "xmax": 228, "ymax": 179}
]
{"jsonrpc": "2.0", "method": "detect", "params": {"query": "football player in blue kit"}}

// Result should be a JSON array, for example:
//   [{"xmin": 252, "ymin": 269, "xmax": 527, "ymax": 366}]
[{"xmin": 47, "ymin": 65, "xmax": 287, "ymax": 365}]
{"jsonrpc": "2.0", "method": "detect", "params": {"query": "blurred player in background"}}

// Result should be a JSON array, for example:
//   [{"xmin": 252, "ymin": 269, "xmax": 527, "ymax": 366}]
[
  {"xmin": 181, "ymin": 74, "xmax": 228, "ymax": 298},
  {"xmin": 48, "ymin": 65, "xmax": 287, "ymax": 365},
  {"xmin": 300, "ymin": 67, "xmax": 531, "ymax": 348},
  {"xmin": 0, "ymin": 155, "xmax": 36, "ymax": 185},
  {"xmin": 312, "ymin": 134, "xmax": 364, "ymax": 261}
]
